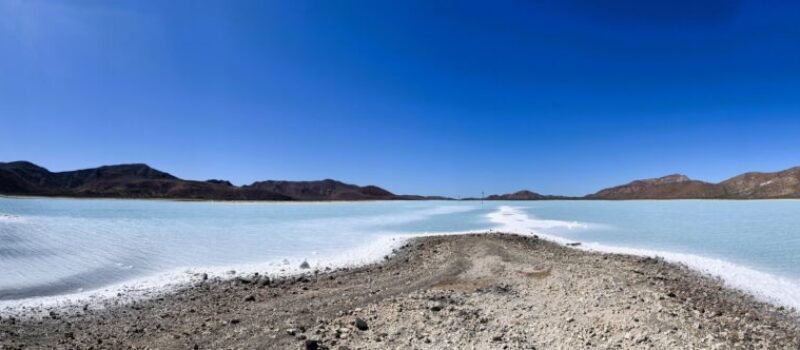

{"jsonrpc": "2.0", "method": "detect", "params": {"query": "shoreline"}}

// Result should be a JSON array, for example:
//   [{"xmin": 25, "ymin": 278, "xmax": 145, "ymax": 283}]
[
  {"xmin": 0, "ymin": 234, "xmax": 412, "ymax": 318},
  {"xmin": 3, "ymin": 204, "xmax": 800, "ymax": 320},
  {"xmin": 1, "ymin": 233, "xmax": 798, "ymax": 349},
  {"xmin": 3, "ymin": 205, "xmax": 800, "ymax": 319}
]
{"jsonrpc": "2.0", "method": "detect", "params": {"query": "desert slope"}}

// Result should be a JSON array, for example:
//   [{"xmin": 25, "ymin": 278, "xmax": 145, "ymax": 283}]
[
  {"xmin": 587, "ymin": 174, "xmax": 725, "ymax": 199},
  {"xmin": 588, "ymin": 167, "xmax": 800, "ymax": 199},
  {"xmin": 720, "ymin": 167, "xmax": 800, "ymax": 198}
]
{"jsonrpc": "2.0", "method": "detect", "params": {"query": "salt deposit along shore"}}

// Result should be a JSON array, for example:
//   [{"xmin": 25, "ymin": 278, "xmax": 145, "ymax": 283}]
[{"xmin": 1, "ymin": 233, "xmax": 798, "ymax": 349}]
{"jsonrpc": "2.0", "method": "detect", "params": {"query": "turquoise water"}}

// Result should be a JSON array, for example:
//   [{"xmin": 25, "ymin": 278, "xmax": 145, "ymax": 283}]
[
  {"xmin": 1, "ymin": 197, "xmax": 799, "ymax": 309},
  {"xmin": 515, "ymin": 200, "xmax": 800, "ymax": 279}
]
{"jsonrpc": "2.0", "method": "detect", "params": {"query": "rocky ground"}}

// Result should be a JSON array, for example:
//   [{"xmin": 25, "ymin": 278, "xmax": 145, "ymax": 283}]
[{"xmin": 1, "ymin": 233, "xmax": 799, "ymax": 349}]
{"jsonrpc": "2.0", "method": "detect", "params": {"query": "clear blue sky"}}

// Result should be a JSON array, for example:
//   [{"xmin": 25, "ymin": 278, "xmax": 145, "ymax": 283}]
[{"xmin": 2, "ymin": 0, "xmax": 799, "ymax": 197}]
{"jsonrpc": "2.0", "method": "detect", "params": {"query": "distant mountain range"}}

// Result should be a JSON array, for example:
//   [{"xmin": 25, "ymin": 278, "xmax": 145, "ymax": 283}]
[
  {"xmin": 483, "ymin": 166, "xmax": 800, "ymax": 200},
  {"xmin": 3, "ymin": 161, "xmax": 799, "ymax": 201},
  {"xmin": 0, "ymin": 161, "xmax": 446, "ymax": 201}
]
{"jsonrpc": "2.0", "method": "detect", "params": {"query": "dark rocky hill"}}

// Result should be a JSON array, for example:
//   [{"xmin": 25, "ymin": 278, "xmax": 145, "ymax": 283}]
[
  {"xmin": 484, "ymin": 190, "xmax": 573, "ymax": 200},
  {"xmin": 244, "ymin": 179, "xmax": 395, "ymax": 201},
  {"xmin": 0, "ymin": 161, "xmax": 434, "ymax": 201}
]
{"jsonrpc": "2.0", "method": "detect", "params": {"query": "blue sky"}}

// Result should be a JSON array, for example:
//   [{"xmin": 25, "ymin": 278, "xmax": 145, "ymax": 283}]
[{"xmin": 1, "ymin": 0, "xmax": 799, "ymax": 197}]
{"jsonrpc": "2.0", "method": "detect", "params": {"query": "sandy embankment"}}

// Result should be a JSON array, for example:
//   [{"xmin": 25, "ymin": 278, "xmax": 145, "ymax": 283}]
[{"xmin": 1, "ymin": 233, "xmax": 799, "ymax": 349}]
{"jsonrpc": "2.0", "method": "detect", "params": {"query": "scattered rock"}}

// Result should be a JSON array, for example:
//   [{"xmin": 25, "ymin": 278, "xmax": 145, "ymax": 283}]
[
  {"xmin": 300, "ymin": 261, "xmax": 311, "ymax": 269},
  {"xmin": 258, "ymin": 276, "xmax": 271, "ymax": 287},
  {"xmin": 354, "ymin": 318, "xmax": 369, "ymax": 331},
  {"xmin": 304, "ymin": 339, "xmax": 319, "ymax": 350}
]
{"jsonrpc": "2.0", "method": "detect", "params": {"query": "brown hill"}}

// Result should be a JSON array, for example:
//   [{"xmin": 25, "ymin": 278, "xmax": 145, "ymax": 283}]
[
  {"xmin": 0, "ymin": 161, "xmax": 435, "ymax": 201},
  {"xmin": 587, "ymin": 174, "xmax": 724, "ymax": 199},
  {"xmin": 589, "ymin": 167, "xmax": 800, "ymax": 199},
  {"xmin": 720, "ymin": 167, "xmax": 800, "ymax": 198}
]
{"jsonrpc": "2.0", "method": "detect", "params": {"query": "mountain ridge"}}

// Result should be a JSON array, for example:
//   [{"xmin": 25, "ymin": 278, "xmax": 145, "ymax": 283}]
[
  {"xmin": 587, "ymin": 167, "xmax": 800, "ymax": 199},
  {"xmin": 3, "ymin": 161, "xmax": 799, "ymax": 200},
  {"xmin": 472, "ymin": 166, "xmax": 800, "ymax": 200},
  {"xmin": 0, "ymin": 161, "xmax": 444, "ymax": 201}
]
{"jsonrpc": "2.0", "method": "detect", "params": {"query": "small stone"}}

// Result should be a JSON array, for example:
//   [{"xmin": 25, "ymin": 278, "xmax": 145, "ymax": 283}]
[
  {"xmin": 355, "ymin": 318, "xmax": 369, "ymax": 331},
  {"xmin": 304, "ymin": 339, "xmax": 319, "ymax": 350},
  {"xmin": 300, "ymin": 261, "xmax": 311, "ymax": 269},
  {"xmin": 258, "ymin": 276, "xmax": 271, "ymax": 287},
  {"xmin": 244, "ymin": 295, "xmax": 256, "ymax": 302}
]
